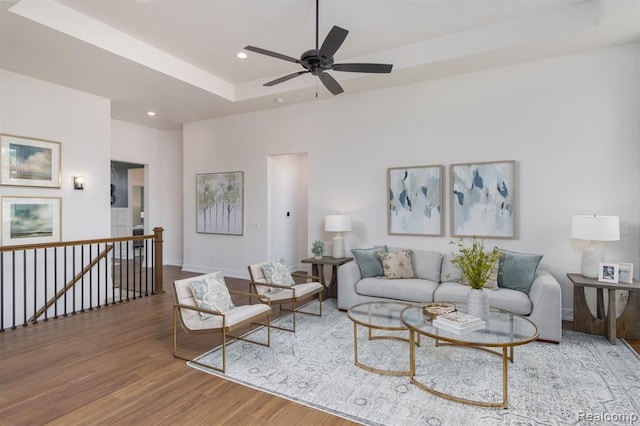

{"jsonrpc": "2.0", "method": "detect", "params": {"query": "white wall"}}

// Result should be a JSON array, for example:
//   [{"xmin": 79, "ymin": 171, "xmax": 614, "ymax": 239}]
[
  {"xmin": 111, "ymin": 120, "xmax": 183, "ymax": 265},
  {"xmin": 0, "ymin": 69, "xmax": 111, "ymax": 240},
  {"xmin": 183, "ymin": 44, "xmax": 640, "ymax": 318}
]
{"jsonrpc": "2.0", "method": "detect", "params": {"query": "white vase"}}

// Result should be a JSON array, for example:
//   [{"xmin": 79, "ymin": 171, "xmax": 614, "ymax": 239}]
[{"xmin": 466, "ymin": 288, "xmax": 489, "ymax": 320}]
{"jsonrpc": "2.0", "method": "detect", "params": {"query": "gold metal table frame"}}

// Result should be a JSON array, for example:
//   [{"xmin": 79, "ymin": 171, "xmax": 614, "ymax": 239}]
[
  {"xmin": 347, "ymin": 301, "xmax": 419, "ymax": 377},
  {"xmin": 401, "ymin": 305, "xmax": 538, "ymax": 409}
]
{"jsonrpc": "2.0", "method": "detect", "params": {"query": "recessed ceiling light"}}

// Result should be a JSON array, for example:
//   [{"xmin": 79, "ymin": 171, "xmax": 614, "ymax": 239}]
[
  {"xmin": 237, "ymin": 52, "xmax": 247, "ymax": 59},
  {"xmin": 274, "ymin": 98, "xmax": 284, "ymax": 104},
  {"xmin": 147, "ymin": 111, "xmax": 156, "ymax": 117}
]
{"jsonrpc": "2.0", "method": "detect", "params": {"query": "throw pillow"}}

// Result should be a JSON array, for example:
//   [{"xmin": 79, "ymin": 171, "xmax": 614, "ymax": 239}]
[
  {"xmin": 189, "ymin": 272, "xmax": 235, "ymax": 319},
  {"xmin": 459, "ymin": 255, "xmax": 499, "ymax": 290},
  {"xmin": 351, "ymin": 246, "xmax": 388, "ymax": 278},
  {"xmin": 496, "ymin": 248, "xmax": 543, "ymax": 294},
  {"xmin": 378, "ymin": 249, "xmax": 415, "ymax": 279},
  {"xmin": 262, "ymin": 259, "xmax": 295, "ymax": 287}
]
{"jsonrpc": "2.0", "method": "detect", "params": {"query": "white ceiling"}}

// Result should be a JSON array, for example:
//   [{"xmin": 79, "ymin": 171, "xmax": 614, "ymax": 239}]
[{"xmin": 1, "ymin": 0, "xmax": 640, "ymax": 130}]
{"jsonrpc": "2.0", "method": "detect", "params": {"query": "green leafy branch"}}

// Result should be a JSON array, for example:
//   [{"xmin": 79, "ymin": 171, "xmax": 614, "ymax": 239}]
[{"xmin": 449, "ymin": 237, "xmax": 500, "ymax": 289}]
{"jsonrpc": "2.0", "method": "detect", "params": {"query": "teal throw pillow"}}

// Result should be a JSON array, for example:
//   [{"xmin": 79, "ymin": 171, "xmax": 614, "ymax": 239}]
[
  {"xmin": 496, "ymin": 248, "xmax": 543, "ymax": 294},
  {"xmin": 351, "ymin": 246, "xmax": 388, "ymax": 278},
  {"xmin": 262, "ymin": 259, "xmax": 295, "ymax": 287},
  {"xmin": 189, "ymin": 272, "xmax": 235, "ymax": 319}
]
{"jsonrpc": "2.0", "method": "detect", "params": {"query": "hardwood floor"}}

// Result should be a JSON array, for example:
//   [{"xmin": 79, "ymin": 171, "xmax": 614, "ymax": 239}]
[
  {"xmin": 0, "ymin": 266, "xmax": 354, "ymax": 425},
  {"xmin": 0, "ymin": 266, "xmax": 637, "ymax": 425}
]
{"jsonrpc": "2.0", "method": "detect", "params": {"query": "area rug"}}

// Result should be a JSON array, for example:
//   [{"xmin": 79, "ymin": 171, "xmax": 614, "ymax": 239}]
[{"xmin": 188, "ymin": 300, "xmax": 640, "ymax": 425}]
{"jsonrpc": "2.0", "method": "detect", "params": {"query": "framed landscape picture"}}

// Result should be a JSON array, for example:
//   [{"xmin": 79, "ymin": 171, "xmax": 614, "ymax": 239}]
[
  {"xmin": 1, "ymin": 197, "xmax": 61, "ymax": 246},
  {"xmin": 388, "ymin": 164, "xmax": 443, "ymax": 236},
  {"xmin": 450, "ymin": 160, "xmax": 515, "ymax": 238},
  {"xmin": 0, "ymin": 134, "xmax": 61, "ymax": 188},
  {"xmin": 196, "ymin": 171, "xmax": 244, "ymax": 235}
]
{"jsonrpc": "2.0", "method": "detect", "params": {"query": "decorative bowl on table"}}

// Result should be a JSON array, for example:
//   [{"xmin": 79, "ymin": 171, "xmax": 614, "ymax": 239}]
[{"xmin": 423, "ymin": 302, "xmax": 456, "ymax": 319}]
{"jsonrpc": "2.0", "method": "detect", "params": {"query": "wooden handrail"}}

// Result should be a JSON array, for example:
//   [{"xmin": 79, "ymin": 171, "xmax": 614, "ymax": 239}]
[
  {"xmin": 27, "ymin": 244, "xmax": 114, "ymax": 323},
  {"xmin": 0, "ymin": 234, "xmax": 156, "ymax": 253}
]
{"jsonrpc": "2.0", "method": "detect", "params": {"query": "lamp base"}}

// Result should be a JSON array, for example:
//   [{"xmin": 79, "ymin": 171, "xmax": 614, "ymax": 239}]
[
  {"xmin": 332, "ymin": 236, "xmax": 345, "ymax": 258},
  {"xmin": 581, "ymin": 249, "xmax": 603, "ymax": 279}
]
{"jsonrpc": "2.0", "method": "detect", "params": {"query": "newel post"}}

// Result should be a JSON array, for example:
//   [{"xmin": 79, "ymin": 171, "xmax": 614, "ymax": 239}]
[{"xmin": 153, "ymin": 227, "xmax": 164, "ymax": 293}]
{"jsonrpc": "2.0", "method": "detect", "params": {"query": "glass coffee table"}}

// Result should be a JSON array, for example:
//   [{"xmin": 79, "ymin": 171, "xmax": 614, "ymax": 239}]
[
  {"xmin": 347, "ymin": 301, "xmax": 418, "ymax": 376},
  {"xmin": 401, "ymin": 304, "xmax": 538, "ymax": 409}
]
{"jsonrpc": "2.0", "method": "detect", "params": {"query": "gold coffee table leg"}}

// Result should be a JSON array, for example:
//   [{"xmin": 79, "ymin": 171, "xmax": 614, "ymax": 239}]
[
  {"xmin": 410, "ymin": 344, "xmax": 510, "ymax": 409},
  {"xmin": 353, "ymin": 324, "xmax": 411, "ymax": 376}
]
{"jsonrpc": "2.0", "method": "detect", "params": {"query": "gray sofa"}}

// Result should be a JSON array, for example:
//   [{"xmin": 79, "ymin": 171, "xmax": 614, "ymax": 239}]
[{"xmin": 337, "ymin": 248, "xmax": 562, "ymax": 342}]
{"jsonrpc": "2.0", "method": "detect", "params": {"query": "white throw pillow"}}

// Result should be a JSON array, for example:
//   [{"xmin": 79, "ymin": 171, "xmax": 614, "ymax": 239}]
[
  {"xmin": 262, "ymin": 259, "xmax": 295, "ymax": 287},
  {"xmin": 189, "ymin": 272, "xmax": 235, "ymax": 319},
  {"xmin": 377, "ymin": 249, "xmax": 415, "ymax": 279}
]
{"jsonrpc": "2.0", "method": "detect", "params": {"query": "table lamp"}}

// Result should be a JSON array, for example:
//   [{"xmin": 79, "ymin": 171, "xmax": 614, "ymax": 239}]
[
  {"xmin": 570, "ymin": 214, "xmax": 620, "ymax": 278},
  {"xmin": 325, "ymin": 214, "xmax": 351, "ymax": 258}
]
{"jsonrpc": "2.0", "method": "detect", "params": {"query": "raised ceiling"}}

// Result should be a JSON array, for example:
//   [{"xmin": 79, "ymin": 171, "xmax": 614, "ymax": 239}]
[{"xmin": 1, "ymin": 0, "xmax": 640, "ymax": 130}]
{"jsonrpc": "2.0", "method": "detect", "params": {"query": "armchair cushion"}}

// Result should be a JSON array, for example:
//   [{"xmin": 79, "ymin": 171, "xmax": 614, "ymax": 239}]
[
  {"xmin": 262, "ymin": 259, "xmax": 295, "ymax": 287},
  {"xmin": 189, "ymin": 271, "xmax": 235, "ymax": 319}
]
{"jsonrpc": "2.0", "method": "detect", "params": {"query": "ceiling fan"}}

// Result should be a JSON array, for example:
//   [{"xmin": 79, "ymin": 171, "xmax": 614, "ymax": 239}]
[{"xmin": 244, "ymin": 0, "xmax": 393, "ymax": 95}]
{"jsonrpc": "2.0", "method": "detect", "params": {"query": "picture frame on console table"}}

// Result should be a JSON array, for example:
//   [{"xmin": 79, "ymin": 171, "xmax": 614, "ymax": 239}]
[
  {"xmin": 598, "ymin": 262, "xmax": 619, "ymax": 284},
  {"xmin": 387, "ymin": 164, "xmax": 443, "ymax": 236},
  {"xmin": 450, "ymin": 160, "xmax": 515, "ymax": 239},
  {"xmin": 0, "ymin": 134, "xmax": 61, "ymax": 188},
  {"xmin": 1, "ymin": 196, "xmax": 61, "ymax": 246},
  {"xmin": 613, "ymin": 261, "xmax": 633, "ymax": 284},
  {"xmin": 196, "ymin": 171, "xmax": 244, "ymax": 236}
]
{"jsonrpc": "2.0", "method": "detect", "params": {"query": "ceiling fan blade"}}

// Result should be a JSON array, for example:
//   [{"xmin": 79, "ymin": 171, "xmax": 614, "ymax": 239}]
[
  {"xmin": 333, "ymin": 63, "xmax": 393, "ymax": 73},
  {"xmin": 318, "ymin": 73, "xmax": 344, "ymax": 95},
  {"xmin": 319, "ymin": 26, "xmax": 349, "ymax": 59},
  {"xmin": 244, "ymin": 46, "xmax": 301, "ymax": 64},
  {"xmin": 263, "ymin": 71, "xmax": 309, "ymax": 87}
]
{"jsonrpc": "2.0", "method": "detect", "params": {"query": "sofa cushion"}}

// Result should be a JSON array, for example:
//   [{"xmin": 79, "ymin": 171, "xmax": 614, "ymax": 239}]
[
  {"xmin": 378, "ymin": 249, "xmax": 415, "ymax": 279},
  {"xmin": 440, "ymin": 253, "xmax": 462, "ymax": 283},
  {"xmin": 356, "ymin": 277, "xmax": 438, "ymax": 303},
  {"xmin": 352, "ymin": 246, "xmax": 387, "ymax": 278},
  {"xmin": 434, "ymin": 281, "xmax": 532, "ymax": 315},
  {"xmin": 496, "ymin": 248, "xmax": 543, "ymax": 294},
  {"xmin": 411, "ymin": 250, "xmax": 443, "ymax": 282}
]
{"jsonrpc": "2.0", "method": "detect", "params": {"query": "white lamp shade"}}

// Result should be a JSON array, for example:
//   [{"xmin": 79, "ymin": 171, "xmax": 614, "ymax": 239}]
[
  {"xmin": 570, "ymin": 215, "xmax": 620, "ymax": 241},
  {"xmin": 325, "ymin": 215, "xmax": 351, "ymax": 232}
]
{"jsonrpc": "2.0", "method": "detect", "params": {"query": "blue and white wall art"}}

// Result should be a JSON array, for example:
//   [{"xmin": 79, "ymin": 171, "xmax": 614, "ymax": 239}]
[
  {"xmin": 388, "ymin": 165, "xmax": 443, "ymax": 236},
  {"xmin": 450, "ymin": 160, "xmax": 515, "ymax": 238}
]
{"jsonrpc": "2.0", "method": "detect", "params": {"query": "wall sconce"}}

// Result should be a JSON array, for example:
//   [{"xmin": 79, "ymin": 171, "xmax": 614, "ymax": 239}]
[{"xmin": 73, "ymin": 176, "xmax": 85, "ymax": 190}]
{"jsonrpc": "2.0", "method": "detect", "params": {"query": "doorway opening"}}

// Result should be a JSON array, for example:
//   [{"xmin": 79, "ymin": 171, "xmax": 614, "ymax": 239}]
[{"xmin": 268, "ymin": 153, "xmax": 309, "ymax": 268}]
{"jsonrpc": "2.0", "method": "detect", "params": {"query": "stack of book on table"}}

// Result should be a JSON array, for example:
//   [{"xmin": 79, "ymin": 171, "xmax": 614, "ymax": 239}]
[{"xmin": 432, "ymin": 311, "xmax": 486, "ymax": 334}]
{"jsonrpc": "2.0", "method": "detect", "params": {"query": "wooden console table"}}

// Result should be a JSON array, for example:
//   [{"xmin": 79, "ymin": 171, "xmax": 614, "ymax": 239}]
[
  {"xmin": 568, "ymin": 273, "xmax": 640, "ymax": 344},
  {"xmin": 301, "ymin": 256, "xmax": 353, "ymax": 299}
]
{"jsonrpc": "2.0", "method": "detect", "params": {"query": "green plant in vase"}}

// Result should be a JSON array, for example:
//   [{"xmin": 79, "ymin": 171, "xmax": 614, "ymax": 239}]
[
  {"xmin": 449, "ymin": 237, "xmax": 500, "ymax": 289},
  {"xmin": 449, "ymin": 236, "xmax": 500, "ymax": 319},
  {"xmin": 311, "ymin": 240, "xmax": 325, "ymax": 259}
]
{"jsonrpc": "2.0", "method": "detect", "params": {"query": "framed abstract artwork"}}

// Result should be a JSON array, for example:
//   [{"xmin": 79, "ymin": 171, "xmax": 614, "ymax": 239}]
[
  {"xmin": 1, "ymin": 197, "xmax": 62, "ymax": 246},
  {"xmin": 196, "ymin": 171, "xmax": 244, "ymax": 235},
  {"xmin": 0, "ymin": 134, "xmax": 61, "ymax": 188},
  {"xmin": 388, "ymin": 165, "xmax": 443, "ymax": 236},
  {"xmin": 450, "ymin": 160, "xmax": 515, "ymax": 239}
]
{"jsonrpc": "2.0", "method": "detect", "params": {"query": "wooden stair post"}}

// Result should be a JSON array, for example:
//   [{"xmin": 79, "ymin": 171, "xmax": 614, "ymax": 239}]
[{"xmin": 154, "ymin": 227, "xmax": 164, "ymax": 293}]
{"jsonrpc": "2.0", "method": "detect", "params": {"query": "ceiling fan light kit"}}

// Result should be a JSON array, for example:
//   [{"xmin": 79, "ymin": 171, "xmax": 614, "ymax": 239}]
[{"xmin": 245, "ymin": 0, "xmax": 393, "ymax": 95}]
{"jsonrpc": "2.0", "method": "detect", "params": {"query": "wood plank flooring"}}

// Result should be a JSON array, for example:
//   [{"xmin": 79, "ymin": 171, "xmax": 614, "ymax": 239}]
[
  {"xmin": 0, "ymin": 266, "xmax": 354, "ymax": 426},
  {"xmin": 0, "ymin": 266, "xmax": 637, "ymax": 425}
]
